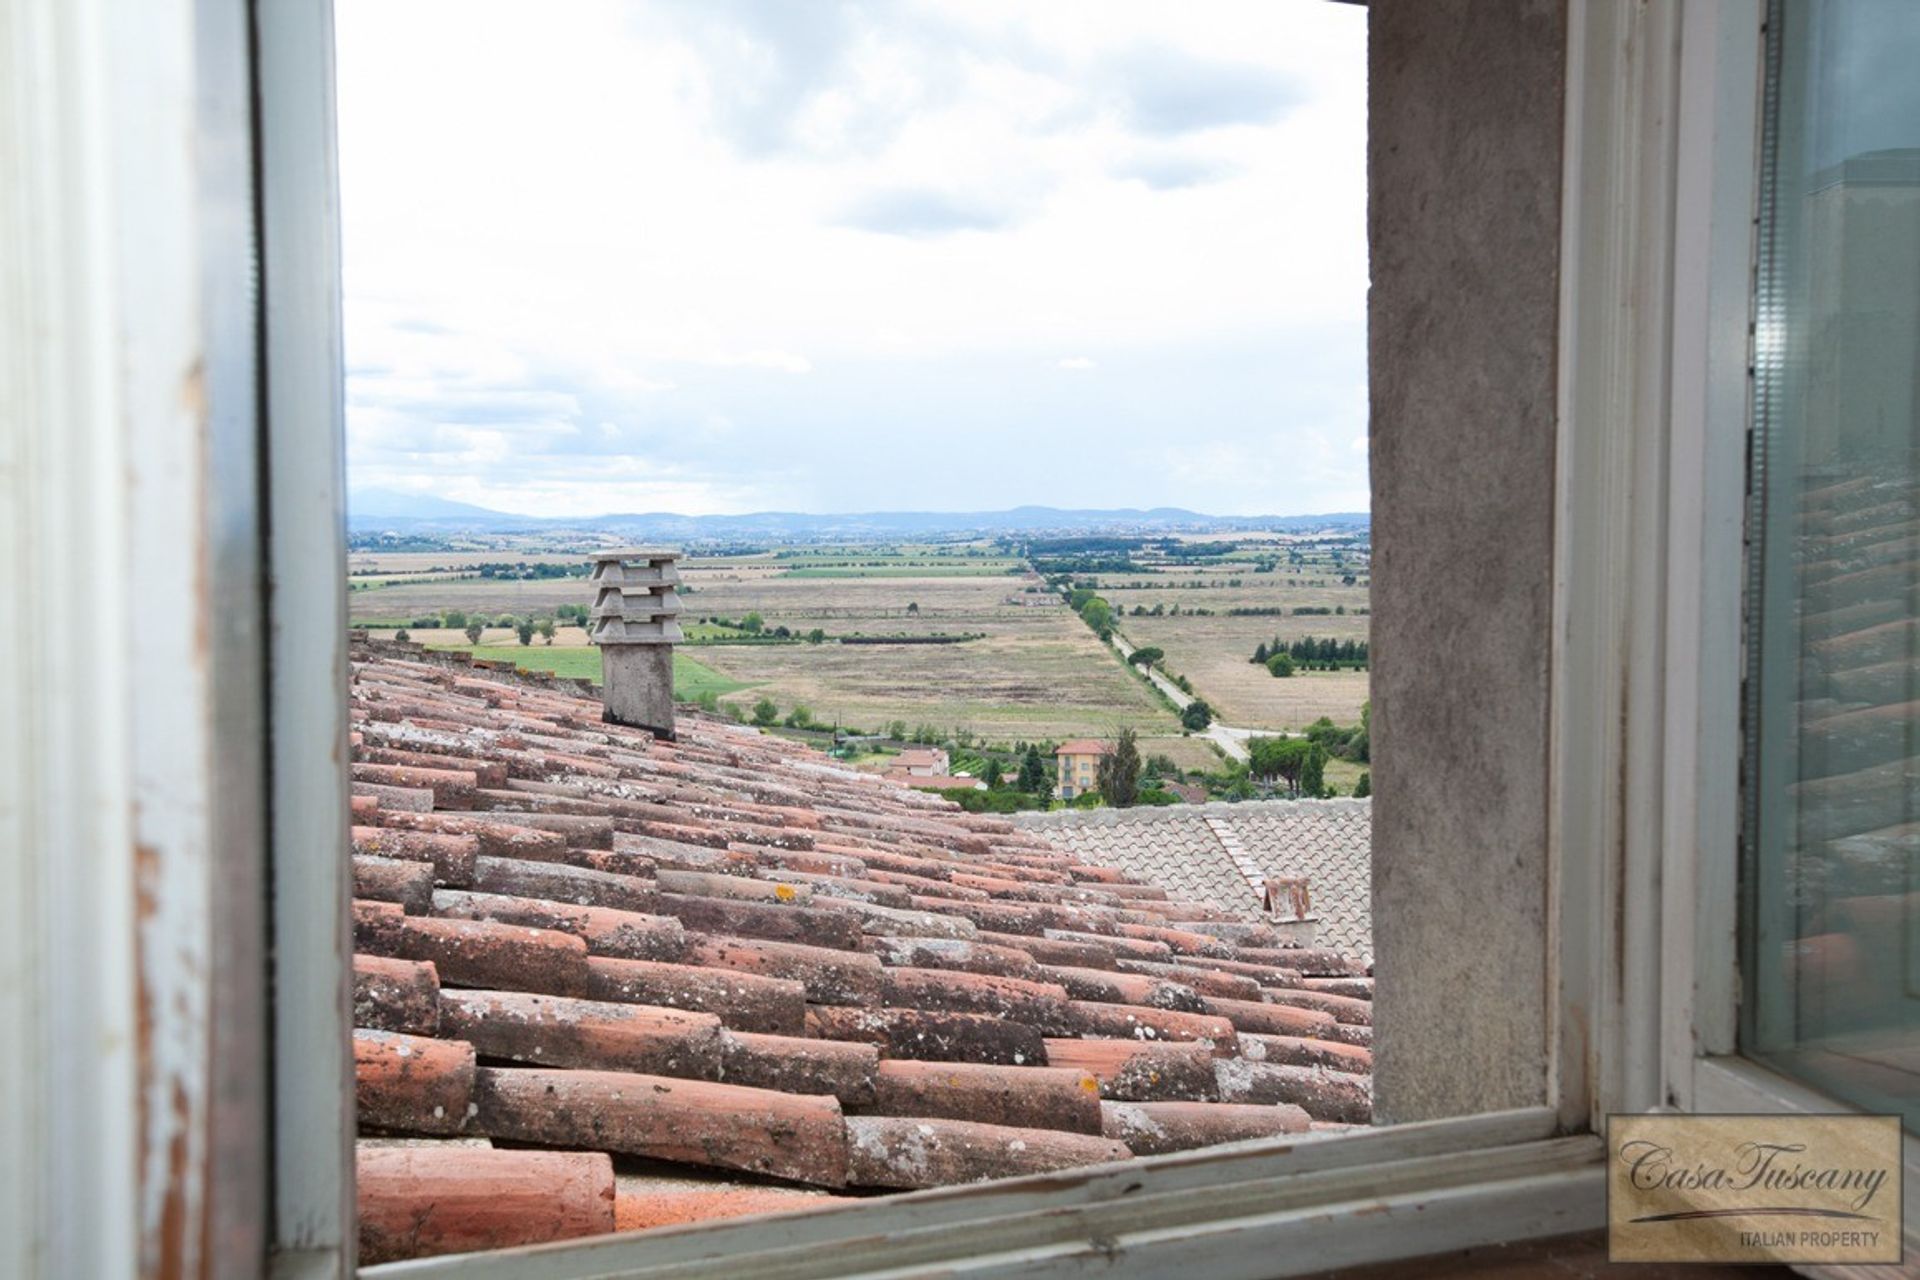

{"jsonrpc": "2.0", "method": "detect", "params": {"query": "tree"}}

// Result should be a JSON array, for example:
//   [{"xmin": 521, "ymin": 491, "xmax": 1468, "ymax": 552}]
[
  {"xmin": 1080, "ymin": 597, "xmax": 1112, "ymax": 635},
  {"xmin": 1299, "ymin": 742, "xmax": 1328, "ymax": 798},
  {"xmin": 751, "ymin": 697, "xmax": 779, "ymax": 726},
  {"xmin": 1180, "ymin": 700, "xmax": 1213, "ymax": 731},
  {"xmin": 515, "ymin": 619, "xmax": 535, "ymax": 646},
  {"xmin": 1353, "ymin": 770, "xmax": 1372, "ymax": 798},
  {"xmin": 906, "ymin": 601, "xmax": 919, "ymax": 615},
  {"xmin": 1097, "ymin": 728, "xmax": 1142, "ymax": 808},
  {"xmin": 1248, "ymin": 736, "xmax": 1291, "ymax": 783},
  {"xmin": 887, "ymin": 719, "xmax": 908, "ymax": 741},
  {"xmin": 1017, "ymin": 744, "xmax": 1049, "ymax": 794},
  {"xmin": 1252, "ymin": 641, "xmax": 1270, "ymax": 665},
  {"xmin": 783, "ymin": 705, "xmax": 814, "ymax": 729},
  {"xmin": 535, "ymin": 618, "xmax": 556, "ymax": 645},
  {"xmin": 394, "ymin": 628, "xmax": 410, "ymax": 643},
  {"xmin": 464, "ymin": 621, "xmax": 484, "ymax": 646},
  {"xmin": 982, "ymin": 758, "xmax": 1004, "ymax": 788},
  {"xmin": 1267, "ymin": 653, "xmax": 1296, "ymax": 678},
  {"xmin": 1249, "ymin": 737, "xmax": 1327, "ymax": 798},
  {"xmin": 741, "ymin": 612, "xmax": 764, "ymax": 634},
  {"xmin": 442, "ymin": 609, "xmax": 467, "ymax": 629},
  {"xmin": 806, "ymin": 628, "xmax": 826, "ymax": 644},
  {"xmin": 1126, "ymin": 646, "xmax": 1164, "ymax": 667}
]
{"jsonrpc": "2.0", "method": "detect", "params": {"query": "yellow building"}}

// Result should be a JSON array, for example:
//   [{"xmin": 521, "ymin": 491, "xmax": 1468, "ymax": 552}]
[{"xmin": 1053, "ymin": 739, "xmax": 1111, "ymax": 800}]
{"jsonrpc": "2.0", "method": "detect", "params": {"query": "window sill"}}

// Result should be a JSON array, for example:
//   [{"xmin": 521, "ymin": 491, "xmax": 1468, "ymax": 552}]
[
  {"xmin": 366, "ymin": 1108, "xmax": 1602, "ymax": 1279},
  {"xmin": 1690, "ymin": 1056, "xmax": 1919, "ymax": 1277}
]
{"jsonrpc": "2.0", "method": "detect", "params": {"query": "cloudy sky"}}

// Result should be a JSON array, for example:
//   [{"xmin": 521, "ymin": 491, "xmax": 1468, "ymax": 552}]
[{"xmin": 335, "ymin": 1, "xmax": 1367, "ymax": 517}]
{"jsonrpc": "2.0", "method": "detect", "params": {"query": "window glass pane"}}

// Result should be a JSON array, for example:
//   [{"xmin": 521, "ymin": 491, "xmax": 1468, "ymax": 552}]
[{"xmin": 1744, "ymin": 0, "xmax": 1920, "ymax": 1129}]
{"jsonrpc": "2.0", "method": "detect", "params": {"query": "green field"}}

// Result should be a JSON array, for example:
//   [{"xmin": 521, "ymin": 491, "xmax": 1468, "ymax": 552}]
[{"xmin": 424, "ymin": 643, "xmax": 750, "ymax": 701}]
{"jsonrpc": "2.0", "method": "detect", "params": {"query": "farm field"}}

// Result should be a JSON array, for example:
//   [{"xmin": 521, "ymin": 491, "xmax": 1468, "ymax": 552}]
[
  {"xmin": 1123, "ymin": 611, "xmax": 1369, "ymax": 730},
  {"xmin": 669, "ymin": 572, "xmax": 1169, "ymax": 741},
  {"xmin": 409, "ymin": 635, "xmax": 748, "ymax": 702},
  {"xmin": 348, "ymin": 532, "xmax": 1368, "ymax": 748}
]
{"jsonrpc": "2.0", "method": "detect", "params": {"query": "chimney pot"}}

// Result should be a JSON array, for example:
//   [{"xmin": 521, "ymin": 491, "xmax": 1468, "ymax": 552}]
[{"xmin": 588, "ymin": 549, "xmax": 682, "ymax": 739}]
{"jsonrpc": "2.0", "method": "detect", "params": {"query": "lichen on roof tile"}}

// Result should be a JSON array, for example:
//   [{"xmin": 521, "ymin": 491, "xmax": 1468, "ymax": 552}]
[{"xmin": 343, "ymin": 637, "xmax": 1375, "ymax": 1261}]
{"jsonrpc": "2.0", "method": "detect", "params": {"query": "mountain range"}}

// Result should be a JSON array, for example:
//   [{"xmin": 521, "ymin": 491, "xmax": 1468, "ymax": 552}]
[{"xmin": 347, "ymin": 488, "xmax": 1369, "ymax": 540}]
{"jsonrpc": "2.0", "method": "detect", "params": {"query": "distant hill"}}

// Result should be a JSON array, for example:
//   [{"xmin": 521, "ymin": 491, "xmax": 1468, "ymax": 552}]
[
  {"xmin": 349, "ymin": 487, "xmax": 518, "ymax": 521},
  {"xmin": 345, "ymin": 490, "xmax": 1369, "ymax": 540}
]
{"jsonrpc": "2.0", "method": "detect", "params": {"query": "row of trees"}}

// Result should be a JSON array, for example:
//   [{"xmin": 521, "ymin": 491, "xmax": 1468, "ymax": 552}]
[
  {"xmin": 701, "ymin": 612, "xmax": 831, "ymax": 643},
  {"xmin": 419, "ymin": 616, "xmax": 561, "ymax": 647},
  {"xmin": 1250, "ymin": 635, "xmax": 1370, "ymax": 669},
  {"xmin": 1067, "ymin": 586, "xmax": 1114, "ymax": 639}
]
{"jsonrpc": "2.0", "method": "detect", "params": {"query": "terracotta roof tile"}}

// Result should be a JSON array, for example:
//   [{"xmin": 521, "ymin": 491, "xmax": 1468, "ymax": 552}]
[
  {"xmin": 806, "ymin": 1005, "xmax": 1047, "ymax": 1067},
  {"xmin": 475, "ymin": 1066, "xmax": 850, "ymax": 1186},
  {"xmin": 582, "ymin": 956, "xmax": 806, "ymax": 1035},
  {"xmin": 1199, "ymin": 995, "xmax": 1340, "ymax": 1040},
  {"xmin": 1041, "ymin": 1038, "xmax": 1221, "ymax": 1102},
  {"xmin": 353, "ymin": 854, "xmax": 436, "ymax": 914},
  {"xmin": 1212, "ymin": 1059, "xmax": 1372, "ymax": 1124},
  {"xmin": 438, "ymin": 988, "xmax": 724, "ymax": 1079},
  {"xmin": 1101, "ymin": 1099, "xmax": 1309, "ymax": 1155},
  {"xmin": 612, "ymin": 1175, "xmax": 854, "ymax": 1233},
  {"xmin": 844, "ymin": 1115, "xmax": 1129, "ymax": 1188},
  {"xmin": 719, "ymin": 1030, "xmax": 879, "ymax": 1106},
  {"xmin": 358, "ymin": 1145, "xmax": 615, "ymax": 1264},
  {"xmin": 877, "ymin": 966, "xmax": 1070, "ymax": 1025},
  {"xmin": 1056, "ymin": 1000, "xmax": 1238, "ymax": 1054},
  {"xmin": 354, "ymin": 1029, "xmax": 475, "ymax": 1135},
  {"xmin": 1240, "ymin": 1032, "xmax": 1374, "ymax": 1075},
  {"xmin": 351, "ymin": 825, "xmax": 480, "ymax": 884},
  {"xmin": 680, "ymin": 933, "xmax": 884, "ymax": 1006},
  {"xmin": 1038, "ymin": 964, "xmax": 1206, "ymax": 1013},
  {"xmin": 431, "ymin": 888, "xmax": 689, "ymax": 963},
  {"xmin": 358, "ymin": 905, "xmax": 593, "ymax": 996},
  {"xmin": 353, "ymin": 954, "xmax": 442, "ymax": 1036},
  {"xmin": 340, "ymin": 641, "xmax": 1378, "ymax": 1256},
  {"xmin": 866, "ymin": 1059, "xmax": 1103, "ymax": 1134},
  {"xmin": 865, "ymin": 935, "xmax": 1042, "ymax": 980}
]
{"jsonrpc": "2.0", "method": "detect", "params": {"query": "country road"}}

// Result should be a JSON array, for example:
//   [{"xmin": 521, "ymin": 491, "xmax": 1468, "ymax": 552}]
[{"xmin": 1106, "ymin": 630, "xmax": 1284, "ymax": 763}]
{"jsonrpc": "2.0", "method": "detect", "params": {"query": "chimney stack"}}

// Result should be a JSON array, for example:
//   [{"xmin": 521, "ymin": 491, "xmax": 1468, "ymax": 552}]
[{"xmin": 587, "ymin": 549, "xmax": 682, "ymax": 739}]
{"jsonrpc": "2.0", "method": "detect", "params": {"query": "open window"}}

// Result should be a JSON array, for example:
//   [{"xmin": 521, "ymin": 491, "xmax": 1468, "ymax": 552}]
[{"xmin": 15, "ymin": 1, "xmax": 1920, "ymax": 1278}]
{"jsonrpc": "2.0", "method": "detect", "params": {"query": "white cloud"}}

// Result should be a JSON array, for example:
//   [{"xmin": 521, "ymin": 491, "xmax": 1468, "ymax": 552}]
[{"xmin": 334, "ymin": 0, "xmax": 1367, "ymax": 515}]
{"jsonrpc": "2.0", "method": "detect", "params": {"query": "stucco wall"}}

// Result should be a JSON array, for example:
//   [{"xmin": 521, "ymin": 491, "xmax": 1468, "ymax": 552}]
[{"xmin": 1368, "ymin": 0, "xmax": 1567, "ymax": 1122}]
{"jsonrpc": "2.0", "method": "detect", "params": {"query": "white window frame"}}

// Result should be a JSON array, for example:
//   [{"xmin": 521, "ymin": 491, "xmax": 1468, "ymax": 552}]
[
  {"xmin": 20, "ymin": 1, "xmax": 1907, "ymax": 1277},
  {"xmin": 1636, "ymin": 2, "xmax": 1920, "ymax": 1267}
]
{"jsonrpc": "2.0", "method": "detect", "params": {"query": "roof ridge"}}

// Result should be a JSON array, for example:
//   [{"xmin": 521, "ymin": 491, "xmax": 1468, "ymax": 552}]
[{"xmin": 1013, "ymin": 797, "xmax": 1371, "ymax": 827}]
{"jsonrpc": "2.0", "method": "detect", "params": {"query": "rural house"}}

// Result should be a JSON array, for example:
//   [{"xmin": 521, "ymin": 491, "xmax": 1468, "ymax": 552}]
[
  {"xmin": 1052, "ymin": 739, "xmax": 1112, "ymax": 800},
  {"xmin": 893, "ymin": 747, "xmax": 949, "ymax": 778}
]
